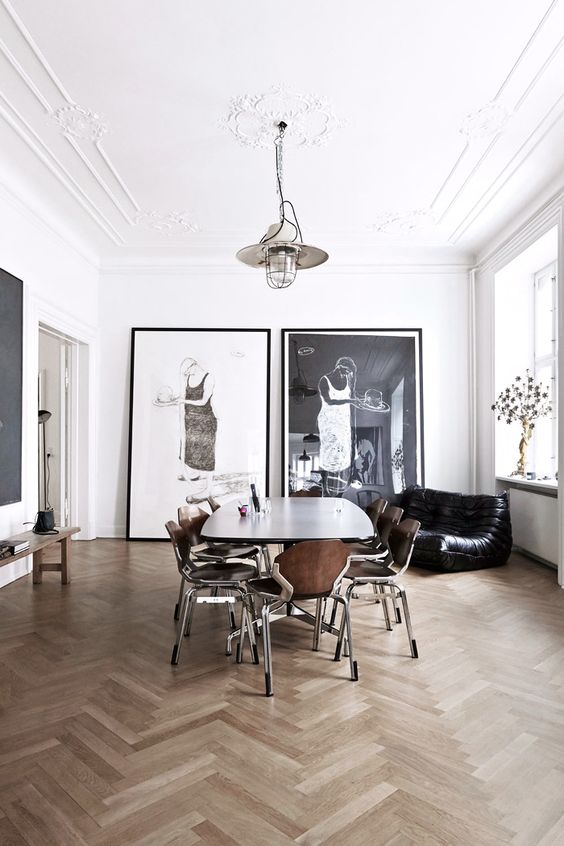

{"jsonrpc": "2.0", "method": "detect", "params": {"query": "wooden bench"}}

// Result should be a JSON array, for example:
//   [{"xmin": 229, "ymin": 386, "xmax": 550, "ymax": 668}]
[{"xmin": 0, "ymin": 527, "xmax": 80, "ymax": 584}]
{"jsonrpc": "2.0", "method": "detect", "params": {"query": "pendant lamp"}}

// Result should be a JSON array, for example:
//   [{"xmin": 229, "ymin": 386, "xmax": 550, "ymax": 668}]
[
  {"xmin": 236, "ymin": 121, "xmax": 328, "ymax": 288},
  {"xmin": 288, "ymin": 339, "xmax": 318, "ymax": 403}
]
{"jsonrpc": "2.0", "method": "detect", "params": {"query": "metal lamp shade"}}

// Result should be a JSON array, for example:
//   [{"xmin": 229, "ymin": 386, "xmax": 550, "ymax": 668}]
[
  {"xmin": 236, "ymin": 220, "xmax": 328, "ymax": 289},
  {"xmin": 237, "ymin": 241, "xmax": 328, "ymax": 272}
]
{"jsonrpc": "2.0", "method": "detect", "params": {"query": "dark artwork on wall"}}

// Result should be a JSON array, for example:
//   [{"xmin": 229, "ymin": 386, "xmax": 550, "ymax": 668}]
[
  {"xmin": 127, "ymin": 328, "xmax": 271, "ymax": 540},
  {"xmin": 282, "ymin": 329, "xmax": 424, "ymax": 506},
  {"xmin": 0, "ymin": 268, "xmax": 23, "ymax": 506}
]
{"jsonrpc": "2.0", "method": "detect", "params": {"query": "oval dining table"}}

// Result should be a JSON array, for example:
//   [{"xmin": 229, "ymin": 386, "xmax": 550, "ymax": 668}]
[{"xmin": 200, "ymin": 495, "xmax": 373, "ymax": 545}]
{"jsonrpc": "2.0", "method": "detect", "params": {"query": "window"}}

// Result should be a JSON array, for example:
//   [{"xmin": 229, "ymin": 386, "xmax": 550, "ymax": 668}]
[
  {"xmin": 494, "ymin": 227, "xmax": 558, "ymax": 482},
  {"xmin": 533, "ymin": 261, "xmax": 558, "ymax": 479}
]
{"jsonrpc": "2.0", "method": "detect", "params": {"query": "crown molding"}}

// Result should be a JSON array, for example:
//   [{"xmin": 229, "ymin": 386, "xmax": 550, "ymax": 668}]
[
  {"xmin": 0, "ymin": 179, "xmax": 99, "ymax": 269},
  {"xmin": 474, "ymin": 183, "xmax": 563, "ymax": 272},
  {"xmin": 450, "ymin": 94, "xmax": 564, "ymax": 244},
  {"xmin": 100, "ymin": 257, "xmax": 473, "ymax": 277}
]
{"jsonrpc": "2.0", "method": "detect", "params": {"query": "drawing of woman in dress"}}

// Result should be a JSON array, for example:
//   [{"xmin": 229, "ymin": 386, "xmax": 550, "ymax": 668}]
[
  {"xmin": 176, "ymin": 357, "xmax": 217, "ymax": 494},
  {"xmin": 317, "ymin": 356, "xmax": 357, "ymax": 496}
]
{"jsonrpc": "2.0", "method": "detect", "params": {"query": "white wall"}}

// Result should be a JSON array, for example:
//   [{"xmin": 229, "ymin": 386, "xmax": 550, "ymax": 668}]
[
  {"xmin": 0, "ymin": 184, "xmax": 99, "ymax": 587},
  {"xmin": 97, "ymin": 264, "xmax": 471, "ymax": 536}
]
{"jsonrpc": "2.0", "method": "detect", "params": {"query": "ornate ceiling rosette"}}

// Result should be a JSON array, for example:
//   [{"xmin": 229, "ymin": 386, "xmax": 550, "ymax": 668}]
[
  {"xmin": 371, "ymin": 208, "xmax": 435, "ymax": 235},
  {"xmin": 134, "ymin": 211, "xmax": 199, "ymax": 235},
  {"xmin": 459, "ymin": 101, "xmax": 511, "ymax": 141},
  {"xmin": 52, "ymin": 104, "xmax": 108, "ymax": 142},
  {"xmin": 221, "ymin": 85, "xmax": 344, "ymax": 148}
]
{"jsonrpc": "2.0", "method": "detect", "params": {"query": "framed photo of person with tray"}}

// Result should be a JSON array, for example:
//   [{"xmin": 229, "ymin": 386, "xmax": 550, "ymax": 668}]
[{"xmin": 281, "ymin": 329, "xmax": 423, "ymax": 506}]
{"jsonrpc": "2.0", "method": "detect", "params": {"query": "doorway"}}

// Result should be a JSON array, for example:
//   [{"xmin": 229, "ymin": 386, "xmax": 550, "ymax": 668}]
[{"xmin": 38, "ymin": 328, "xmax": 74, "ymax": 526}]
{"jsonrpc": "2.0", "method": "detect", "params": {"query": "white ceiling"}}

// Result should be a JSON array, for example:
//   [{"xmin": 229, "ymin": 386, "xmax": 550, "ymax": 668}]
[{"xmin": 1, "ymin": 0, "xmax": 564, "ymax": 267}]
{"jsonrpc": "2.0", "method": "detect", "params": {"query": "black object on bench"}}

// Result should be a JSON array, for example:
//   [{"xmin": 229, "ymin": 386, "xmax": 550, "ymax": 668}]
[{"xmin": 400, "ymin": 486, "xmax": 512, "ymax": 572}]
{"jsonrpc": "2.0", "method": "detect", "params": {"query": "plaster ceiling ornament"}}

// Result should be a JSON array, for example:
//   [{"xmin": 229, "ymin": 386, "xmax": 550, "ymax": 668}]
[
  {"xmin": 52, "ymin": 104, "xmax": 109, "ymax": 142},
  {"xmin": 134, "ymin": 211, "xmax": 199, "ymax": 235},
  {"xmin": 459, "ymin": 101, "xmax": 511, "ymax": 141},
  {"xmin": 371, "ymin": 208, "xmax": 435, "ymax": 235},
  {"xmin": 222, "ymin": 85, "xmax": 344, "ymax": 148}
]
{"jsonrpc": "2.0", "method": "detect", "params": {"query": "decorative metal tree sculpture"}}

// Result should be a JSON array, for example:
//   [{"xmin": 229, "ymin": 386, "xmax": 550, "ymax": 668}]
[{"xmin": 491, "ymin": 370, "xmax": 552, "ymax": 477}]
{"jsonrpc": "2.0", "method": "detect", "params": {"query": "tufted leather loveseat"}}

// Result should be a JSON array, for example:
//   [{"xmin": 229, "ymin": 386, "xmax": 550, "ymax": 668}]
[{"xmin": 399, "ymin": 486, "xmax": 512, "ymax": 572}]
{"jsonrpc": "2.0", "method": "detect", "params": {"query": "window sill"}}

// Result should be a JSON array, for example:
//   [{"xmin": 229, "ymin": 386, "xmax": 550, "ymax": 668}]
[{"xmin": 496, "ymin": 475, "xmax": 558, "ymax": 497}]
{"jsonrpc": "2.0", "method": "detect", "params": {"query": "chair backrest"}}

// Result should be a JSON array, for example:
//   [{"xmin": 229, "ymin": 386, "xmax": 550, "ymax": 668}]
[
  {"xmin": 165, "ymin": 520, "xmax": 193, "ymax": 576},
  {"xmin": 207, "ymin": 496, "xmax": 221, "ymax": 512},
  {"xmin": 377, "ymin": 505, "xmax": 404, "ymax": 546},
  {"xmin": 354, "ymin": 485, "xmax": 383, "ymax": 510},
  {"xmin": 290, "ymin": 488, "xmax": 322, "ymax": 497},
  {"xmin": 273, "ymin": 539, "xmax": 349, "ymax": 598},
  {"xmin": 388, "ymin": 518, "xmax": 421, "ymax": 577},
  {"xmin": 365, "ymin": 497, "xmax": 388, "ymax": 532},
  {"xmin": 177, "ymin": 504, "xmax": 208, "ymax": 546}
]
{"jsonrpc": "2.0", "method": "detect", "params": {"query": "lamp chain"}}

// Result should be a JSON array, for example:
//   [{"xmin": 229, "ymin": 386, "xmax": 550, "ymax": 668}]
[{"xmin": 275, "ymin": 122, "xmax": 286, "ymax": 220}]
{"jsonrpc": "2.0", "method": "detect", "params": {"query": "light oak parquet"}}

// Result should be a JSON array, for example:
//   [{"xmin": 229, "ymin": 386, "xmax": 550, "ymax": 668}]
[{"xmin": 0, "ymin": 539, "xmax": 564, "ymax": 845}]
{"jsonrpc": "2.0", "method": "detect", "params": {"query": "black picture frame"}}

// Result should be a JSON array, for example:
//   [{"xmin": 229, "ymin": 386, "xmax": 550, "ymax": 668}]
[
  {"xmin": 0, "ymin": 268, "xmax": 23, "ymax": 507},
  {"xmin": 127, "ymin": 328, "xmax": 271, "ymax": 540},
  {"xmin": 281, "ymin": 329, "xmax": 424, "ymax": 505}
]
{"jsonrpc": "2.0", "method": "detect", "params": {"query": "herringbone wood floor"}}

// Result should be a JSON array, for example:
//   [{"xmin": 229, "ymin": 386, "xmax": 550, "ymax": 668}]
[{"xmin": 1, "ymin": 540, "xmax": 563, "ymax": 845}]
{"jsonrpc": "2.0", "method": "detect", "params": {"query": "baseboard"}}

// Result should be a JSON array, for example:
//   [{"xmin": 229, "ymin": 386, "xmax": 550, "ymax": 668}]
[{"xmin": 512, "ymin": 545, "xmax": 557, "ymax": 570}]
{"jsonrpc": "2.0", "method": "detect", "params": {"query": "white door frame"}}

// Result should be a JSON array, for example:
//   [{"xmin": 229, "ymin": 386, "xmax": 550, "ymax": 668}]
[{"xmin": 30, "ymin": 296, "xmax": 97, "ymax": 540}]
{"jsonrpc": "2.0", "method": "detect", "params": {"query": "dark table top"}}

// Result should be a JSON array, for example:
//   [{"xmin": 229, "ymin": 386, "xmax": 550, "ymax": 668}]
[{"xmin": 201, "ymin": 497, "xmax": 373, "ymax": 544}]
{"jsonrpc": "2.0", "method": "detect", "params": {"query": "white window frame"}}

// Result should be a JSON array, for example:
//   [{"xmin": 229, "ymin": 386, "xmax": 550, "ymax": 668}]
[{"xmin": 533, "ymin": 261, "xmax": 558, "ymax": 478}]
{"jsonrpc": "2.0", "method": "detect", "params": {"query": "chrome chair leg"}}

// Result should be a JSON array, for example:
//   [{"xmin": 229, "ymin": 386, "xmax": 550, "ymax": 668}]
[
  {"xmin": 224, "ymin": 590, "xmax": 237, "ymax": 630},
  {"xmin": 244, "ymin": 594, "xmax": 259, "ymax": 664},
  {"xmin": 174, "ymin": 577, "xmax": 184, "ymax": 620},
  {"xmin": 312, "ymin": 597, "xmax": 323, "ymax": 651},
  {"xmin": 331, "ymin": 592, "xmax": 358, "ymax": 681},
  {"xmin": 262, "ymin": 544, "xmax": 273, "ymax": 575},
  {"xmin": 379, "ymin": 584, "xmax": 393, "ymax": 631},
  {"xmin": 184, "ymin": 590, "xmax": 196, "ymax": 637},
  {"xmin": 397, "ymin": 584, "xmax": 418, "ymax": 658},
  {"xmin": 172, "ymin": 586, "xmax": 196, "ymax": 664},
  {"xmin": 236, "ymin": 598, "xmax": 247, "ymax": 664},
  {"xmin": 261, "ymin": 601, "xmax": 274, "ymax": 696},
  {"xmin": 334, "ymin": 583, "xmax": 352, "ymax": 660}
]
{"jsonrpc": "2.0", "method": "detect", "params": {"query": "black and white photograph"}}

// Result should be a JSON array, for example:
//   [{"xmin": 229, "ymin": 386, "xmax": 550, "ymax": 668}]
[
  {"xmin": 127, "ymin": 328, "xmax": 270, "ymax": 539},
  {"xmin": 282, "ymin": 329, "xmax": 423, "ymax": 504}
]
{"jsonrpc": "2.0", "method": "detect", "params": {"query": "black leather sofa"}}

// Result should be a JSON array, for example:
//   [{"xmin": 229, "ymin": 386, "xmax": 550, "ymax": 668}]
[{"xmin": 399, "ymin": 485, "xmax": 512, "ymax": 572}]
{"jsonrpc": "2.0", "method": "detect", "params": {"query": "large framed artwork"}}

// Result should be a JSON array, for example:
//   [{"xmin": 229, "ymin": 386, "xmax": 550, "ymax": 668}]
[
  {"xmin": 127, "ymin": 328, "xmax": 270, "ymax": 539},
  {"xmin": 282, "ymin": 329, "xmax": 423, "ymax": 505},
  {"xmin": 0, "ymin": 268, "xmax": 23, "ymax": 506}
]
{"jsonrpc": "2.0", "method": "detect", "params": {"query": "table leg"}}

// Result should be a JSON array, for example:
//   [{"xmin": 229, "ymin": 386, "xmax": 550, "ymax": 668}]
[
  {"xmin": 60, "ymin": 537, "xmax": 71, "ymax": 584},
  {"xmin": 32, "ymin": 548, "xmax": 43, "ymax": 584}
]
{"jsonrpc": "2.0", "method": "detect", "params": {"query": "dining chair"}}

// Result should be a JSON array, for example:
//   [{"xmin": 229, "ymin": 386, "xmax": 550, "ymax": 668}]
[
  {"xmin": 325, "ymin": 497, "xmax": 392, "ymax": 629},
  {"xmin": 173, "ymin": 503, "xmax": 262, "ymax": 621},
  {"xmin": 166, "ymin": 520, "xmax": 259, "ymax": 666},
  {"xmin": 344, "ymin": 497, "xmax": 389, "ymax": 561},
  {"xmin": 247, "ymin": 539, "xmax": 358, "ymax": 696},
  {"xmin": 378, "ymin": 504, "xmax": 404, "ymax": 548},
  {"xmin": 336, "ymin": 517, "xmax": 421, "ymax": 659},
  {"xmin": 289, "ymin": 488, "xmax": 322, "ymax": 497},
  {"xmin": 353, "ymin": 485, "xmax": 384, "ymax": 510}
]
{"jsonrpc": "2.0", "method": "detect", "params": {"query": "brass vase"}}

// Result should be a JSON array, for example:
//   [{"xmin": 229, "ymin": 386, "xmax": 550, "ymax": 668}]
[{"xmin": 516, "ymin": 419, "xmax": 532, "ymax": 477}]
